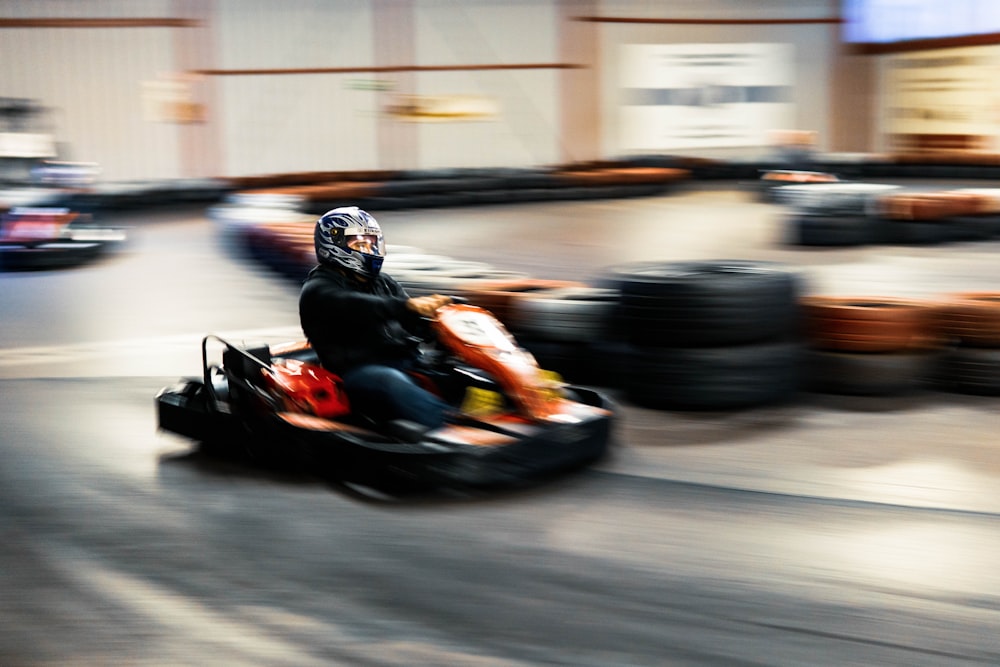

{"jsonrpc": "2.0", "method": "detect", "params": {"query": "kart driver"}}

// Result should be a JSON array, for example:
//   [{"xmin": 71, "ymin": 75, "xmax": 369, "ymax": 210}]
[{"xmin": 299, "ymin": 206, "xmax": 454, "ymax": 430}]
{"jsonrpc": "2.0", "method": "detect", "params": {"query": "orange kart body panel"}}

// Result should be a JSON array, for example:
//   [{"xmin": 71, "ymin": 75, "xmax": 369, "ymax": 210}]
[{"xmin": 432, "ymin": 303, "xmax": 571, "ymax": 422}]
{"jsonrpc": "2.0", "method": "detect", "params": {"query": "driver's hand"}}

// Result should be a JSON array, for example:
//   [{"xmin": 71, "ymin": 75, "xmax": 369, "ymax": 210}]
[{"xmin": 407, "ymin": 294, "xmax": 452, "ymax": 317}]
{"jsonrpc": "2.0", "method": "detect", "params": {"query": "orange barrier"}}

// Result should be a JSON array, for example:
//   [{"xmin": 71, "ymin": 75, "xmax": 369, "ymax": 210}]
[{"xmin": 801, "ymin": 296, "xmax": 941, "ymax": 352}]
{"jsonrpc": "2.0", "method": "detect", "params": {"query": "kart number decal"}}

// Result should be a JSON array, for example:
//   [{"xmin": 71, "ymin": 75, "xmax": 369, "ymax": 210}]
[{"xmin": 442, "ymin": 310, "xmax": 515, "ymax": 351}]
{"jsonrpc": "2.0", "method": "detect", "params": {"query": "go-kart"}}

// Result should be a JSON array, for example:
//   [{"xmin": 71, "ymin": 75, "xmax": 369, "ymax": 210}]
[
  {"xmin": 157, "ymin": 302, "xmax": 615, "ymax": 493},
  {"xmin": 0, "ymin": 206, "xmax": 127, "ymax": 270}
]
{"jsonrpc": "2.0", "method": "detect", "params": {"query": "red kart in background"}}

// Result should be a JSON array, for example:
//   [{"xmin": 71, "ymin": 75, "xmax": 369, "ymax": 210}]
[{"xmin": 0, "ymin": 206, "xmax": 126, "ymax": 270}]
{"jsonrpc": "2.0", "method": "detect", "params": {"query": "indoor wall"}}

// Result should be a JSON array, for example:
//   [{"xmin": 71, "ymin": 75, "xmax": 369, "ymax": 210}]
[{"xmin": 0, "ymin": 0, "xmax": 864, "ymax": 181}]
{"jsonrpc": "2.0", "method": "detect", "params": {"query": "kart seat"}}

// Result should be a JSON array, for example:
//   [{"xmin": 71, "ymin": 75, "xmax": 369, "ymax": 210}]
[{"xmin": 222, "ymin": 343, "xmax": 272, "ymax": 381}]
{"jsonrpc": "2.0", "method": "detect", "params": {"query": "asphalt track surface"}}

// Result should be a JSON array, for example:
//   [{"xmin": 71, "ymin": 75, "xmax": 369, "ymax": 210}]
[{"xmin": 3, "ymin": 186, "xmax": 1000, "ymax": 666}]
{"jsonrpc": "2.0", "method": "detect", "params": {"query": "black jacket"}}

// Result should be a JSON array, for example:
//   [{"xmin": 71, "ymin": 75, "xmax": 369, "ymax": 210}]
[{"xmin": 299, "ymin": 264, "xmax": 424, "ymax": 375}]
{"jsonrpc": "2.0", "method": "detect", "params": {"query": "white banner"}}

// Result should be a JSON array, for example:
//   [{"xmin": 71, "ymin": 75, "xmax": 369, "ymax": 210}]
[
  {"xmin": 0, "ymin": 132, "xmax": 56, "ymax": 158},
  {"xmin": 619, "ymin": 43, "xmax": 794, "ymax": 151}
]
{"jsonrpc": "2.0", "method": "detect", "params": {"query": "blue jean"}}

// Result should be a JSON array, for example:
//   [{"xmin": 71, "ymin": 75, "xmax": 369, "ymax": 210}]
[{"xmin": 341, "ymin": 360, "xmax": 451, "ymax": 428}]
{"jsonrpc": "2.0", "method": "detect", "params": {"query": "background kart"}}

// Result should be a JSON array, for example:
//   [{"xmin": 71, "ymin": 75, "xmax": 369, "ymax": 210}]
[
  {"xmin": 157, "ymin": 303, "xmax": 615, "ymax": 493},
  {"xmin": 0, "ymin": 206, "xmax": 127, "ymax": 270}
]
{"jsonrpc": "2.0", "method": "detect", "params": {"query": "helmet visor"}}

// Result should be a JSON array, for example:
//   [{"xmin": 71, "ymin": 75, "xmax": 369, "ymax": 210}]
[{"xmin": 345, "ymin": 233, "xmax": 384, "ymax": 257}]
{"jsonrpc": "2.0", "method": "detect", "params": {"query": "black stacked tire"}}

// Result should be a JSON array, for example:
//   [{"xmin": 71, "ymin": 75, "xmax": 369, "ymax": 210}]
[
  {"xmin": 932, "ymin": 292, "xmax": 1000, "ymax": 395},
  {"xmin": 509, "ymin": 286, "xmax": 622, "ymax": 387},
  {"xmin": 598, "ymin": 260, "xmax": 804, "ymax": 410},
  {"xmin": 787, "ymin": 214, "xmax": 878, "ymax": 247},
  {"xmin": 800, "ymin": 296, "xmax": 940, "ymax": 396}
]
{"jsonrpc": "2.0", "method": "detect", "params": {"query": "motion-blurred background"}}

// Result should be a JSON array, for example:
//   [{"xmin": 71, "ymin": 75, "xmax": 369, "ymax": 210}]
[
  {"xmin": 0, "ymin": 0, "xmax": 956, "ymax": 180},
  {"xmin": 4, "ymin": 2, "xmax": 1000, "ymax": 666}
]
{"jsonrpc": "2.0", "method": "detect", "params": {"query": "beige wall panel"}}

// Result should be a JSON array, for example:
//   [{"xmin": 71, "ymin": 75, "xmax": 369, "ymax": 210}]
[
  {"xmin": 218, "ymin": 75, "xmax": 380, "ymax": 175},
  {"xmin": 212, "ymin": 0, "xmax": 379, "ymax": 176},
  {"xmin": 0, "ymin": 25, "xmax": 181, "ymax": 180},
  {"xmin": 0, "ymin": 0, "xmax": 173, "ymax": 19},
  {"xmin": 411, "ymin": 0, "xmax": 561, "ymax": 169}
]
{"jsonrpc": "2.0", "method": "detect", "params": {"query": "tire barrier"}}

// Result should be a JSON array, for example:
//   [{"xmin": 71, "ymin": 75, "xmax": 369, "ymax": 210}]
[
  {"xmin": 772, "ymin": 182, "xmax": 902, "ymax": 212},
  {"xmin": 874, "ymin": 190, "xmax": 987, "ymax": 246},
  {"xmin": 596, "ymin": 260, "xmax": 804, "ymax": 410},
  {"xmin": 787, "ymin": 214, "xmax": 878, "ymax": 247},
  {"xmin": 933, "ymin": 347, "xmax": 1000, "ymax": 396},
  {"xmin": 456, "ymin": 279, "xmax": 585, "ymax": 330},
  {"xmin": 931, "ymin": 292, "xmax": 1000, "ymax": 395},
  {"xmin": 226, "ymin": 170, "xmax": 402, "ymax": 190},
  {"xmin": 879, "ymin": 217, "xmax": 957, "ymax": 245},
  {"xmin": 622, "ymin": 341, "xmax": 803, "ymax": 410},
  {"xmin": 949, "ymin": 190, "xmax": 1000, "ymax": 240},
  {"xmin": 510, "ymin": 286, "xmax": 620, "ymax": 343},
  {"xmin": 598, "ymin": 260, "xmax": 802, "ymax": 348},
  {"xmin": 239, "ymin": 221, "xmax": 315, "ymax": 282},
  {"xmin": 799, "ymin": 296, "xmax": 942, "ymax": 396},
  {"xmin": 552, "ymin": 166, "xmax": 687, "ymax": 188},
  {"xmin": 59, "ymin": 178, "xmax": 230, "ymax": 212},
  {"xmin": 875, "ymin": 190, "xmax": 986, "ymax": 220},
  {"xmin": 391, "ymin": 264, "xmax": 529, "ymax": 298},
  {"xmin": 758, "ymin": 169, "xmax": 840, "ymax": 202},
  {"xmin": 800, "ymin": 297, "xmax": 937, "ymax": 353},
  {"xmin": 43, "ymin": 162, "xmax": 691, "ymax": 215},
  {"xmin": 933, "ymin": 292, "xmax": 1000, "ymax": 347},
  {"xmin": 781, "ymin": 185, "xmax": 1000, "ymax": 248},
  {"xmin": 775, "ymin": 182, "xmax": 904, "ymax": 247},
  {"xmin": 37, "ymin": 150, "xmax": 1000, "ymax": 214},
  {"xmin": 804, "ymin": 348, "xmax": 938, "ymax": 397},
  {"xmin": 215, "ymin": 164, "xmax": 692, "ymax": 217},
  {"xmin": 219, "ymin": 199, "xmax": 1000, "ymax": 410}
]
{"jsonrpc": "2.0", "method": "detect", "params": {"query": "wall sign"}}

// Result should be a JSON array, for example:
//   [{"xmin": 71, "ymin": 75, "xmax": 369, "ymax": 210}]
[
  {"xmin": 884, "ymin": 46, "xmax": 1000, "ymax": 153},
  {"xmin": 619, "ymin": 43, "xmax": 794, "ymax": 151},
  {"xmin": 386, "ymin": 94, "xmax": 499, "ymax": 122}
]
